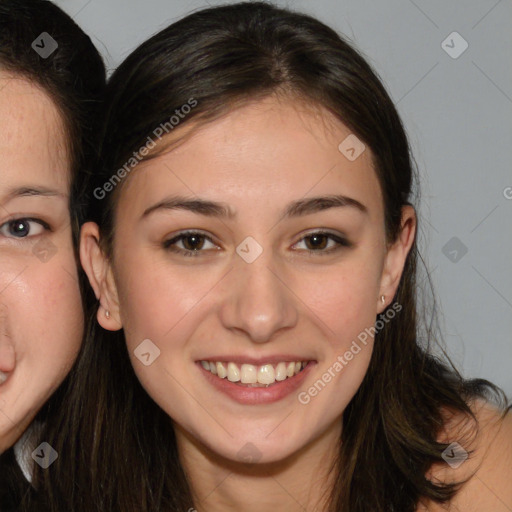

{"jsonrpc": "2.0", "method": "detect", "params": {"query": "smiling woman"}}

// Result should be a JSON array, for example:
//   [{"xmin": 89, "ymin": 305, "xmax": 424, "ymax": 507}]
[
  {"xmin": 0, "ymin": 0, "xmax": 105, "ymax": 509},
  {"xmin": 28, "ymin": 2, "xmax": 511, "ymax": 512}
]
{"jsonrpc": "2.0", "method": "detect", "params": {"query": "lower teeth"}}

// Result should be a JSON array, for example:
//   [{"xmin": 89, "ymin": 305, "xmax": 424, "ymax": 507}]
[{"xmin": 236, "ymin": 382, "xmax": 272, "ymax": 388}]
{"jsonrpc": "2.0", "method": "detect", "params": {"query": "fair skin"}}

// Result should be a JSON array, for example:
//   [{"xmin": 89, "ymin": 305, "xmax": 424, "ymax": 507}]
[
  {"xmin": 81, "ymin": 95, "xmax": 511, "ymax": 511},
  {"xmin": 0, "ymin": 72, "xmax": 83, "ymax": 454},
  {"xmin": 419, "ymin": 400, "xmax": 512, "ymax": 511}
]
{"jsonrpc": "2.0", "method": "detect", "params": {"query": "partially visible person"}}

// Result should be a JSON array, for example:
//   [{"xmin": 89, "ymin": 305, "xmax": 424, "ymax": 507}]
[{"xmin": 0, "ymin": 0, "xmax": 105, "ymax": 509}]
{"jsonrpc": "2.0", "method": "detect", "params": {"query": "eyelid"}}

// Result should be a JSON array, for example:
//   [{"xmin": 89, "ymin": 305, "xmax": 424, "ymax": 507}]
[{"xmin": 293, "ymin": 228, "xmax": 348, "ymax": 244}]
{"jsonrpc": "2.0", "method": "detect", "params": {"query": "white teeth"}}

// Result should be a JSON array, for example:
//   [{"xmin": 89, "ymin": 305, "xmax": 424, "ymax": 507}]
[
  {"xmin": 0, "ymin": 371, "xmax": 7, "ymax": 384},
  {"xmin": 200, "ymin": 359, "xmax": 308, "ymax": 386},
  {"xmin": 227, "ymin": 362, "xmax": 240, "ymax": 382},
  {"xmin": 257, "ymin": 364, "xmax": 275, "ymax": 385},
  {"xmin": 216, "ymin": 362, "xmax": 227, "ymax": 378},
  {"xmin": 240, "ymin": 364, "xmax": 257, "ymax": 383},
  {"xmin": 275, "ymin": 362, "xmax": 287, "ymax": 381}
]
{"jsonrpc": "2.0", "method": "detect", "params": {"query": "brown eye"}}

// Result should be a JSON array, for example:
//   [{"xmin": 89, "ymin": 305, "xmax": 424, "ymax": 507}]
[
  {"xmin": 294, "ymin": 231, "xmax": 351, "ymax": 255},
  {"xmin": 163, "ymin": 231, "xmax": 218, "ymax": 257},
  {"xmin": 304, "ymin": 233, "xmax": 329, "ymax": 250},
  {"xmin": 181, "ymin": 233, "xmax": 206, "ymax": 251}
]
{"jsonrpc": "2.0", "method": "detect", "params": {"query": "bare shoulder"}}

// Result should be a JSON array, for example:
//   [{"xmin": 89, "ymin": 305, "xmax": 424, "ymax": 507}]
[{"xmin": 417, "ymin": 398, "xmax": 512, "ymax": 511}]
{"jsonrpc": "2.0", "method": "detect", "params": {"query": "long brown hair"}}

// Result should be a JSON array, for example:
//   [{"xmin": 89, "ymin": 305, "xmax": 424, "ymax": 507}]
[{"xmin": 30, "ymin": 2, "xmax": 509, "ymax": 511}]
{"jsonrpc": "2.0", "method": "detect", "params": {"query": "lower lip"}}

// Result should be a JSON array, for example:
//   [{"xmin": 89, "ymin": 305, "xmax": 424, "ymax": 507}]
[{"xmin": 197, "ymin": 362, "xmax": 315, "ymax": 405}]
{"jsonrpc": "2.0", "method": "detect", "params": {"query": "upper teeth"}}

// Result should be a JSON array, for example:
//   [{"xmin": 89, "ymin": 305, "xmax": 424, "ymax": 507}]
[{"xmin": 200, "ymin": 360, "xmax": 307, "ymax": 385}]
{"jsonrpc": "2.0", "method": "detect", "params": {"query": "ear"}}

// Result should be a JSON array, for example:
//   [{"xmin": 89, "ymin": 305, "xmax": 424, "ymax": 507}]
[
  {"xmin": 80, "ymin": 222, "xmax": 123, "ymax": 331},
  {"xmin": 378, "ymin": 205, "xmax": 416, "ymax": 312}
]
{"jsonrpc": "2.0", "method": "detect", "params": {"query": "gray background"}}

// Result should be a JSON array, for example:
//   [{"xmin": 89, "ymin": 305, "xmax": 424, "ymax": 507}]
[{"xmin": 53, "ymin": 0, "xmax": 512, "ymax": 397}]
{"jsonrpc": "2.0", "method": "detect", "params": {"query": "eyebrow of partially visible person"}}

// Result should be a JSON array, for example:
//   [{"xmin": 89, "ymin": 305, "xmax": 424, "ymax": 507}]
[
  {"xmin": 0, "ymin": 185, "xmax": 66, "ymax": 204},
  {"xmin": 141, "ymin": 194, "xmax": 368, "ymax": 221}
]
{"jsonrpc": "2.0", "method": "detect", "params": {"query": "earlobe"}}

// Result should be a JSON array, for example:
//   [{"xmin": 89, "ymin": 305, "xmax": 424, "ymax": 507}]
[
  {"xmin": 79, "ymin": 222, "xmax": 123, "ymax": 331},
  {"xmin": 378, "ymin": 205, "xmax": 416, "ymax": 310}
]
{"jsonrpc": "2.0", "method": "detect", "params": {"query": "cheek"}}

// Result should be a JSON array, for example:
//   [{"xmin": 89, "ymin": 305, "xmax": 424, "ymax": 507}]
[
  {"xmin": 291, "ymin": 256, "xmax": 382, "ymax": 410},
  {"xmin": 14, "ymin": 253, "xmax": 83, "ymax": 362},
  {"xmin": 0, "ymin": 248, "xmax": 83, "ymax": 447},
  {"xmin": 295, "ymin": 257, "xmax": 383, "ymax": 345},
  {"xmin": 115, "ymin": 256, "xmax": 217, "ymax": 347}
]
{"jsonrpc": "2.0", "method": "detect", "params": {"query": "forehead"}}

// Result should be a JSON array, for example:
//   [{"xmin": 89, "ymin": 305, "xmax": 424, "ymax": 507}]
[
  {"xmin": 118, "ymin": 95, "xmax": 383, "ymax": 220},
  {"xmin": 0, "ymin": 72, "xmax": 69, "ymax": 192}
]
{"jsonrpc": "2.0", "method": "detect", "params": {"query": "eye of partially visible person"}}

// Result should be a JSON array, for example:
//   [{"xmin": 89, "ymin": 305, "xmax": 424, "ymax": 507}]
[{"xmin": 0, "ymin": 218, "xmax": 49, "ymax": 238}]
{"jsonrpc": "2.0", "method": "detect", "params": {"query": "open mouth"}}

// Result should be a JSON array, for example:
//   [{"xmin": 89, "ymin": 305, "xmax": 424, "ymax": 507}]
[{"xmin": 199, "ymin": 360, "xmax": 310, "ymax": 387}]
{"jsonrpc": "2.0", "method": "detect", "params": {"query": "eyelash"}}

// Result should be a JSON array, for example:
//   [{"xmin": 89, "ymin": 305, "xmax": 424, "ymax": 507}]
[
  {"xmin": 163, "ymin": 230, "xmax": 351, "ymax": 258},
  {"xmin": 0, "ymin": 217, "xmax": 51, "ymax": 240}
]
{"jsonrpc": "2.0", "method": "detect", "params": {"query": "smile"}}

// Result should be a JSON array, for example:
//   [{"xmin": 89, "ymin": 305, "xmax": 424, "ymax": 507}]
[{"xmin": 200, "ymin": 360, "xmax": 308, "ymax": 387}]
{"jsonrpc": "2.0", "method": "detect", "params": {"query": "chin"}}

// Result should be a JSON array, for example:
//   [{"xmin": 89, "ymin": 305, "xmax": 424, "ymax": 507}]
[
  {"xmin": 185, "ymin": 422, "xmax": 314, "ymax": 467},
  {"xmin": 217, "ymin": 437, "xmax": 301, "ymax": 465}
]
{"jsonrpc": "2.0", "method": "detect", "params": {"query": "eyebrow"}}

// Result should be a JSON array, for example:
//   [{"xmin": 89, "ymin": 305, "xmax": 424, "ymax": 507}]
[
  {"xmin": 141, "ymin": 194, "xmax": 367, "ymax": 221},
  {"xmin": 2, "ymin": 185, "xmax": 65, "ymax": 202}
]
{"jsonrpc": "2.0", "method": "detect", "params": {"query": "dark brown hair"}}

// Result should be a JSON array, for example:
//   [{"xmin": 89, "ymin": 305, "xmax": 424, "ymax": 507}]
[
  {"xmin": 30, "ymin": 2, "xmax": 509, "ymax": 511},
  {"xmin": 0, "ymin": 0, "xmax": 105, "ymax": 509}
]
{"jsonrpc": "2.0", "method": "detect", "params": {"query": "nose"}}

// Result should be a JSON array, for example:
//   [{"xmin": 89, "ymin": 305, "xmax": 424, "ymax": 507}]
[{"xmin": 218, "ymin": 246, "xmax": 298, "ymax": 343}]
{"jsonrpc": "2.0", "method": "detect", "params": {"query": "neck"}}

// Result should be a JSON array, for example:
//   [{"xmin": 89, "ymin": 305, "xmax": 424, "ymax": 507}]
[{"xmin": 175, "ymin": 420, "xmax": 341, "ymax": 512}]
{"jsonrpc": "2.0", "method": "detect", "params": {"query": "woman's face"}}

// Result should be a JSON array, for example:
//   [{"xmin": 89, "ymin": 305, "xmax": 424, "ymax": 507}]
[
  {"xmin": 84, "ymin": 95, "xmax": 414, "ymax": 464},
  {"xmin": 0, "ymin": 73, "xmax": 83, "ymax": 452}
]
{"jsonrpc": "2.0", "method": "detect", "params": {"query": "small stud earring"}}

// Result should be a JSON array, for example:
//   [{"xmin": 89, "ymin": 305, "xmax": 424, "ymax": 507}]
[
  {"xmin": 105, "ymin": 309, "xmax": 110, "ymax": 319},
  {"xmin": 380, "ymin": 295, "xmax": 385, "ymax": 304}
]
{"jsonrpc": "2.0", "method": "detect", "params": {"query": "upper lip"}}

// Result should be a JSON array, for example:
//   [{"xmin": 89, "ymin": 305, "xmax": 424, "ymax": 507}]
[{"xmin": 197, "ymin": 355, "xmax": 315, "ymax": 365}]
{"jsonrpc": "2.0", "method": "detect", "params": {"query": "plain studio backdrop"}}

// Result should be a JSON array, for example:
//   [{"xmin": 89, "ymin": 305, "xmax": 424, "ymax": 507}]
[{"xmin": 53, "ymin": 0, "xmax": 512, "ymax": 397}]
